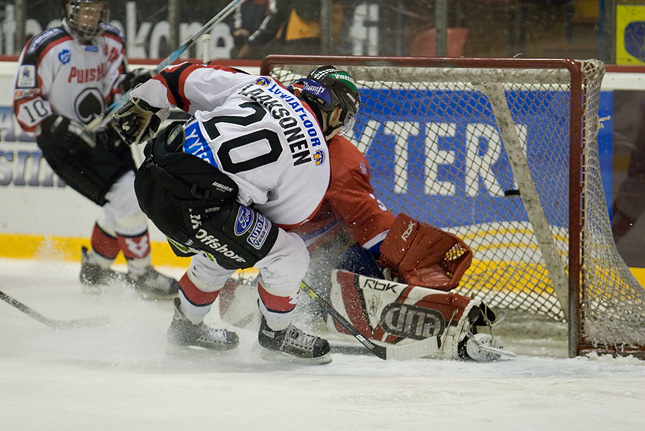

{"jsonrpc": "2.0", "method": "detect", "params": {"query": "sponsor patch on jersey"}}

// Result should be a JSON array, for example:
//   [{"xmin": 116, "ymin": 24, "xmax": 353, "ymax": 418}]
[
  {"xmin": 313, "ymin": 149, "xmax": 326, "ymax": 166},
  {"xmin": 255, "ymin": 77, "xmax": 271, "ymax": 87},
  {"xmin": 58, "ymin": 49, "xmax": 71, "ymax": 65},
  {"xmin": 183, "ymin": 121, "xmax": 217, "ymax": 166},
  {"xmin": 234, "ymin": 206, "xmax": 254, "ymax": 236},
  {"xmin": 16, "ymin": 65, "xmax": 36, "ymax": 88},
  {"xmin": 247, "ymin": 213, "xmax": 271, "ymax": 250},
  {"xmin": 84, "ymin": 45, "xmax": 99, "ymax": 52}
]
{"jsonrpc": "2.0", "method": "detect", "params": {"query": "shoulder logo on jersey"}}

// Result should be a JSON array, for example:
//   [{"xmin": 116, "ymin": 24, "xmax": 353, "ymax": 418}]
[
  {"xmin": 255, "ymin": 77, "xmax": 271, "ymax": 87},
  {"xmin": 234, "ymin": 206, "xmax": 255, "ymax": 236},
  {"xmin": 16, "ymin": 65, "xmax": 36, "ymax": 88},
  {"xmin": 183, "ymin": 120, "xmax": 217, "ymax": 167},
  {"xmin": 247, "ymin": 213, "xmax": 272, "ymax": 250},
  {"xmin": 313, "ymin": 149, "xmax": 326, "ymax": 166},
  {"xmin": 58, "ymin": 49, "xmax": 71, "ymax": 65}
]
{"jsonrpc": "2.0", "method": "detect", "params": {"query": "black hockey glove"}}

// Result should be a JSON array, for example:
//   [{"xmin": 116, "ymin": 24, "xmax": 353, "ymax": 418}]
[
  {"xmin": 40, "ymin": 114, "xmax": 99, "ymax": 152},
  {"xmin": 93, "ymin": 125, "xmax": 123, "ymax": 150},
  {"xmin": 112, "ymin": 97, "xmax": 168, "ymax": 145},
  {"xmin": 120, "ymin": 68, "xmax": 156, "ymax": 93}
]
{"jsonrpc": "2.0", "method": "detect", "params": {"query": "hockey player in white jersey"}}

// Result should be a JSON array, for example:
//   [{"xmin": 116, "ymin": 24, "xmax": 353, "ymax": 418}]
[
  {"xmin": 112, "ymin": 63, "xmax": 361, "ymax": 364},
  {"xmin": 12, "ymin": 0, "xmax": 178, "ymax": 298}
]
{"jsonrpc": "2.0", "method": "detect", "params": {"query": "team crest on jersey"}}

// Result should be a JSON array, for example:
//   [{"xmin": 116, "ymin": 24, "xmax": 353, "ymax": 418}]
[
  {"xmin": 255, "ymin": 77, "xmax": 271, "ymax": 86},
  {"xmin": 234, "ymin": 206, "xmax": 254, "ymax": 236},
  {"xmin": 16, "ymin": 65, "xmax": 36, "ymax": 88},
  {"xmin": 58, "ymin": 49, "xmax": 71, "ymax": 65},
  {"xmin": 313, "ymin": 150, "xmax": 326, "ymax": 166}
]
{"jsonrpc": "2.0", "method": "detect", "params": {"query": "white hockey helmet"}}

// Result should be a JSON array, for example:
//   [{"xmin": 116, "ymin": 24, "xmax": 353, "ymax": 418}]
[{"xmin": 63, "ymin": 0, "xmax": 109, "ymax": 43}]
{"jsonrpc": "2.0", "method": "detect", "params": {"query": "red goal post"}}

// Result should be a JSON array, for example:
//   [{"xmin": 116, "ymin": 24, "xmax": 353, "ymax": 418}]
[{"xmin": 260, "ymin": 55, "xmax": 645, "ymax": 358}]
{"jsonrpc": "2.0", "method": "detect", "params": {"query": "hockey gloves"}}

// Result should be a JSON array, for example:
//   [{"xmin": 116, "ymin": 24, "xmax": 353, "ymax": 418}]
[
  {"xmin": 119, "ymin": 67, "xmax": 156, "ymax": 93},
  {"xmin": 40, "ymin": 114, "xmax": 98, "ymax": 152},
  {"xmin": 378, "ymin": 213, "xmax": 473, "ymax": 291},
  {"xmin": 112, "ymin": 97, "xmax": 168, "ymax": 145}
]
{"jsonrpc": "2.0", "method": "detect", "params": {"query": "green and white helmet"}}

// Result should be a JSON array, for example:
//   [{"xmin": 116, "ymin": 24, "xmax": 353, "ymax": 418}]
[{"xmin": 288, "ymin": 65, "xmax": 361, "ymax": 137}]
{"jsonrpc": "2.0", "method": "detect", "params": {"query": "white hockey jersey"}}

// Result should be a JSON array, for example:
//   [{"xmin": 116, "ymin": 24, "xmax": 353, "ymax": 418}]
[
  {"xmin": 13, "ymin": 21, "xmax": 126, "ymax": 134},
  {"xmin": 130, "ymin": 63, "xmax": 331, "ymax": 229}
]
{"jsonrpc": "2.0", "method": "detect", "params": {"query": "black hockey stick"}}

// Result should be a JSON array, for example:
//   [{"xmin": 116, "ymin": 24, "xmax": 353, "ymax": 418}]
[
  {"xmin": 300, "ymin": 282, "xmax": 441, "ymax": 360},
  {"xmin": 86, "ymin": 0, "xmax": 243, "ymax": 131},
  {"xmin": 0, "ymin": 290, "xmax": 108, "ymax": 329}
]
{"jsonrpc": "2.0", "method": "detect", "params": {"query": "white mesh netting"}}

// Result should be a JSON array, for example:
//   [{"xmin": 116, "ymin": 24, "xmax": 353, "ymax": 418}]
[{"xmin": 265, "ymin": 57, "xmax": 645, "ymax": 356}]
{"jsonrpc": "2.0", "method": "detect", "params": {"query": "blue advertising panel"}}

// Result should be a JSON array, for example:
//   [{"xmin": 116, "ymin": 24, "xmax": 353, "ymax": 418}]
[{"xmin": 353, "ymin": 87, "xmax": 614, "ymax": 229}]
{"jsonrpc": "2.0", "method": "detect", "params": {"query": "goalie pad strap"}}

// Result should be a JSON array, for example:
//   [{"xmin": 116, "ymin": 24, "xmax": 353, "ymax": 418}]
[{"xmin": 377, "ymin": 213, "xmax": 472, "ymax": 290}]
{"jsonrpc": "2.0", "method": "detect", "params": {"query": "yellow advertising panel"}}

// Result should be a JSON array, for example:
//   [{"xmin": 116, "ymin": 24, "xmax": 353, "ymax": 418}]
[{"xmin": 617, "ymin": 5, "xmax": 645, "ymax": 65}]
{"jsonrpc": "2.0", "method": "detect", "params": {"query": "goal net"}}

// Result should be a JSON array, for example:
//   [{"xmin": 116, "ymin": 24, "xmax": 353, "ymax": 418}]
[{"xmin": 261, "ymin": 55, "xmax": 645, "ymax": 358}]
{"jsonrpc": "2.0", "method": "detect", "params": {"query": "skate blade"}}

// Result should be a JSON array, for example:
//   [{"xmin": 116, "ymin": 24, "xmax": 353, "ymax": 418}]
[
  {"xmin": 165, "ymin": 343, "xmax": 237, "ymax": 357},
  {"xmin": 260, "ymin": 348, "xmax": 333, "ymax": 365}
]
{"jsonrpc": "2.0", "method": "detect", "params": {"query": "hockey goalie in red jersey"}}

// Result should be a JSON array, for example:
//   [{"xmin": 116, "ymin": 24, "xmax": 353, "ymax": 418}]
[{"xmin": 12, "ymin": 0, "xmax": 178, "ymax": 298}]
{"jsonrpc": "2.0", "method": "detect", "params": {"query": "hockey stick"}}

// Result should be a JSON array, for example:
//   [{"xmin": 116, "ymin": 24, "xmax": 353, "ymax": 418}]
[
  {"xmin": 300, "ymin": 282, "xmax": 441, "ymax": 360},
  {"xmin": 0, "ymin": 290, "xmax": 108, "ymax": 329},
  {"xmin": 86, "ymin": 0, "xmax": 243, "ymax": 131}
]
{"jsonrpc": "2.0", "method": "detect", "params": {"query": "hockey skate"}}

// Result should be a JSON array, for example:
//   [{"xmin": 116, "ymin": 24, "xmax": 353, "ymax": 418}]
[
  {"xmin": 79, "ymin": 246, "xmax": 129, "ymax": 293},
  {"xmin": 258, "ymin": 316, "xmax": 332, "ymax": 365},
  {"xmin": 127, "ymin": 267, "xmax": 179, "ymax": 299},
  {"xmin": 457, "ymin": 309, "xmax": 515, "ymax": 361},
  {"xmin": 167, "ymin": 298, "xmax": 239, "ymax": 353}
]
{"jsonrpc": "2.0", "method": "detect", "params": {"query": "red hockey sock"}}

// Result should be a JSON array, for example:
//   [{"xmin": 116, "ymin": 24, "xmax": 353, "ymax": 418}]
[
  {"xmin": 179, "ymin": 272, "xmax": 221, "ymax": 306},
  {"xmin": 116, "ymin": 230, "xmax": 151, "ymax": 261},
  {"xmin": 91, "ymin": 223, "xmax": 120, "ymax": 260}
]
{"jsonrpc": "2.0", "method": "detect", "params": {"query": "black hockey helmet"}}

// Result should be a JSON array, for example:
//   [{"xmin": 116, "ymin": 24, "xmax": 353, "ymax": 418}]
[
  {"xmin": 62, "ymin": 0, "xmax": 110, "ymax": 43},
  {"xmin": 288, "ymin": 65, "xmax": 361, "ymax": 137}
]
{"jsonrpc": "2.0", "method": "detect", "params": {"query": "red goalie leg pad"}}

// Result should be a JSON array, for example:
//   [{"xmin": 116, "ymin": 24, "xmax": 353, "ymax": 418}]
[
  {"xmin": 178, "ymin": 272, "xmax": 221, "ymax": 306},
  {"xmin": 399, "ymin": 287, "xmax": 473, "ymax": 325},
  {"xmin": 91, "ymin": 223, "xmax": 120, "ymax": 260},
  {"xmin": 377, "ymin": 213, "xmax": 472, "ymax": 290},
  {"xmin": 117, "ymin": 230, "xmax": 151, "ymax": 260},
  {"xmin": 258, "ymin": 282, "xmax": 297, "ymax": 314}
]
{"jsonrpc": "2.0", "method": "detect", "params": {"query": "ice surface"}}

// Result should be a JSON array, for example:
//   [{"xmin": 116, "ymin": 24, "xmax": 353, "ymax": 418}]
[{"xmin": 1, "ymin": 258, "xmax": 644, "ymax": 431}]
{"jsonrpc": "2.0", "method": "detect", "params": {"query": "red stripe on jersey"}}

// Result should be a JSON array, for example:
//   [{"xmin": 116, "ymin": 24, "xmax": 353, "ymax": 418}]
[{"xmin": 37, "ymin": 34, "xmax": 74, "ymax": 62}]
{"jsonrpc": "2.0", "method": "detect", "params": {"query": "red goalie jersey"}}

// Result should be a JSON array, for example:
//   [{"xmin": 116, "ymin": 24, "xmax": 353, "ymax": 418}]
[
  {"xmin": 293, "ymin": 134, "xmax": 472, "ymax": 291},
  {"xmin": 291, "ymin": 134, "xmax": 395, "ymax": 253}
]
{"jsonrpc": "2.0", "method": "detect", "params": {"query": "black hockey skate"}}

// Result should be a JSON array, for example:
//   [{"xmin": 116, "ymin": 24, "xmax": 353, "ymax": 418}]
[
  {"xmin": 258, "ymin": 316, "xmax": 332, "ymax": 365},
  {"xmin": 167, "ymin": 298, "xmax": 239, "ymax": 353},
  {"xmin": 79, "ymin": 246, "xmax": 129, "ymax": 293},
  {"xmin": 127, "ymin": 267, "xmax": 179, "ymax": 299}
]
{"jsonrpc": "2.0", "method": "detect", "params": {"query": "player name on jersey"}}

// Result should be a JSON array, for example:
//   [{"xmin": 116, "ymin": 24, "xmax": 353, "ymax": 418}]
[{"xmin": 239, "ymin": 80, "xmax": 324, "ymax": 168}]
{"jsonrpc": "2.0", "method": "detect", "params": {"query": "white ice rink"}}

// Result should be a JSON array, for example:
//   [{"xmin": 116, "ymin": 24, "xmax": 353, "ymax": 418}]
[{"xmin": 1, "ymin": 258, "xmax": 644, "ymax": 431}]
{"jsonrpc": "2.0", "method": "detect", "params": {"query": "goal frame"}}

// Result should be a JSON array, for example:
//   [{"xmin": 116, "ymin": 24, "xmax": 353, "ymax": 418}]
[{"xmin": 259, "ymin": 54, "xmax": 599, "ymax": 358}]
